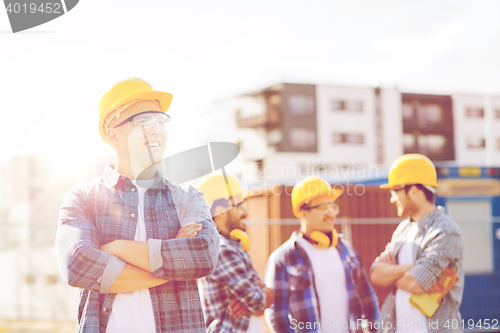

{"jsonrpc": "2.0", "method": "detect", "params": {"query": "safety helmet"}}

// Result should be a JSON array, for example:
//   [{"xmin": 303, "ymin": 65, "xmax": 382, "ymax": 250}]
[
  {"xmin": 291, "ymin": 176, "xmax": 342, "ymax": 218},
  {"xmin": 380, "ymin": 154, "xmax": 438, "ymax": 189},
  {"xmin": 98, "ymin": 77, "xmax": 173, "ymax": 143},
  {"xmin": 198, "ymin": 174, "xmax": 248, "ymax": 206}
]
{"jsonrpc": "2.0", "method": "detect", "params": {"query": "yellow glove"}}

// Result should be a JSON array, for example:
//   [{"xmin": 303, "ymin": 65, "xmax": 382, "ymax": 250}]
[{"xmin": 409, "ymin": 268, "xmax": 458, "ymax": 318}]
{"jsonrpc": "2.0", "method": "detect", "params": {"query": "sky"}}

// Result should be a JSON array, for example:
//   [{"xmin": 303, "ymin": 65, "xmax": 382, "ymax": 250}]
[{"xmin": 1, "ymin": 0, "xmax": 500, "ymax": 166}]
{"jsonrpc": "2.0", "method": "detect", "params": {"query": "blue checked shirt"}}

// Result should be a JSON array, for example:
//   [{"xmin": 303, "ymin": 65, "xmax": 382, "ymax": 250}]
[
  {"xmin": 55, "ymin": 165, "xmax": 220, "ymax": 333},
  {"xmin": 198, "ymin": 235, "xmax": 267, "ymax": 333},
  {"xmin": 265, "ymin": 232, "xmax": 380, "ymax": 333},
  {"xmin": 370, "ymin": 207, "xmax": 464, "ymax": 333}
]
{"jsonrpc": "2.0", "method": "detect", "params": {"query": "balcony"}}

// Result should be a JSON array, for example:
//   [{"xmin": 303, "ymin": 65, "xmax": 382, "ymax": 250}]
[{"xmin": 236, "ymin": 105, "xmax": 281, "ymax": 129}]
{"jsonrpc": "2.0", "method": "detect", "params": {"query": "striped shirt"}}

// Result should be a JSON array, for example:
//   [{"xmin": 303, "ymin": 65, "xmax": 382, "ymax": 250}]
[
  {"xmin": 371, "ymin": 207, "xmax": 464, "ymax": 333},
  {"xmin": 265, "ymin": 232, "xmax": 380, "ymax": 333},
  {"xmin": 199, "ymin": 235, "xmax": 267, "ymax": 333},
  {"xmin": 55, "ymin": 165, "xmax": 220, "ymax": 333}
]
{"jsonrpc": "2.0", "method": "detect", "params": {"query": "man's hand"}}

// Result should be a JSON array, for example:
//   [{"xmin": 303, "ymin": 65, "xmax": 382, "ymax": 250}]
[
  {"xmin": 228, "ymin": 279, "xmax": 274, "ymax": 318},
  {"xmin": 229, "ymin": 298, "xmax": 249, "ymax": 318},
  {"xmin": 99, "ymin": 241, "xmax": 118, "ymax": 255},
  {"xmin": 378, "ymin": 249, "xmax": 397, "ymax": 265},
  {"xmin": 263, "ymin": 285, "xmax": 274, "ymax": 309},
  {"xmin": 396, "ymin": 271, "xmax": 426, "ymax": 294},
  {"xmin": 99, "ymin": 222, "xmax": 203, "ymax": 272},
  {"xmin": 371, "ymin": 247, "xmax": 414, "ymax": 287},
  {"xmin": 176, "ymin": 222, "xmax": 203, "ymax": 238}
]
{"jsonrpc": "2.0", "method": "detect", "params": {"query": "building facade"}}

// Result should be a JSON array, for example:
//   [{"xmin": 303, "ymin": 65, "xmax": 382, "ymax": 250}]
[{"xmin": 208, "ymin": 83, "xmax": 500, "ymax": 182}]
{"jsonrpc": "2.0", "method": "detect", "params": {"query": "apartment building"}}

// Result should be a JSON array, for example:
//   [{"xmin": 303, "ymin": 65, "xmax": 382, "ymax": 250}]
[
  {"xmin": 452, "ymin": 94, "xmax": 500, "ymax": 165},
  {"xmin": 208, "ymin": 83, "xmax": 500, "ymax": 182}
]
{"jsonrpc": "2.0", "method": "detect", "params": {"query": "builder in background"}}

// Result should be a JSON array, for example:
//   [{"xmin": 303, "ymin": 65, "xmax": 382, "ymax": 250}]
[
  {"xmin": 265, "ymin": 176, "xmax": 379, "ymax": 333},
  {"xmin": 370, "ymin": 154, "xmax": 464, "ymax": 333},
  {"xmin": 198, "ymin": 175, "xmax": 274, "ymax": 333},
  {"xmin": 55, "ymin": 77, "xmax": 219, "ymax": 333}
]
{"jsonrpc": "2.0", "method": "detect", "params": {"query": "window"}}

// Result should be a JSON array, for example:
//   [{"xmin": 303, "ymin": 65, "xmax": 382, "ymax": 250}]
[
  {"xmin": 290, "ymin": 128, "xmax": 316, "ymax": 149},
  {"xmin": 415, "ymin": 104, "xmax": 443, "ymax": 127},
  {"xmin": 345, "ymin": 101, "xmax": 363, "ymax": 112},
  {"xmin": 404, "ymin": 133, "xmax": 446, "ymax": 155},
  {"xmin": 46, "ymin": 275, "xmax": 58, "ymax": 284},
  {"xmin": 331, "ymin": 100, "xmax": 363, "ymax": 112},
  {"xmin": 467, "ymin": 137, "xmax": 485, "ymax": 149},
  {"xmin": 332, "ymin": 133, "xmax": 364, "ymax": 144},
  {"xmin": 403, "ymin": 133, "xmax": 416, "ymax": 151},
  {"xmin": 466, "ymin": 107, "xmax": 484, "ymax": 118},
  {"xmin": 331, "ymin": 100, "xmax": 344, "ymax": 111},
  {"xmin": 424, "ymin": 104, "xmax": 443, "ymax": 125},
  {"xmin": 268, "ymin": 94, "xmax": 281, "ymax": 105},
  {"xmin": 288, "ymin": 94, "xmax": 315, "ymax": 115},
  {"xmin": 402, "ymin": 103, "xmax": 414, "ymax": 120},
  {"xmin": 25, "ymin": 275, "xmax": 35, "ymax": 284},
  {"xmin": 267, "ymin": 129, "xmax": 282, "ymax": 145},
  {"xmin": 417, "ymin": 135, "xmax": 446, "ymax": 155}
]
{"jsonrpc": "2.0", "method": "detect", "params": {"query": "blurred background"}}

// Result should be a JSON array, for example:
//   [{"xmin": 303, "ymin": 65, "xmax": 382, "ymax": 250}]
[{"xmin": 1, "ymin": 0, "xmax": 500, "ymax": 332}]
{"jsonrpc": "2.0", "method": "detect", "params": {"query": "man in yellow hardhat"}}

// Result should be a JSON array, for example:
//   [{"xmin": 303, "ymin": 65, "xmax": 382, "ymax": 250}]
[
  {"xmin": 265, "ymin": 176, "xmax": 379, "ymax": 333},
  {"xmin": 370, "ymin": 154, "xmax": 464, "ymax": 333},
  {"xmin": 197, "ymin": 174, "xmax": 274, "ymax": 333},
  {"xmin": 55, "ymin": 77, "xmax": 220, "ymax": 333}
]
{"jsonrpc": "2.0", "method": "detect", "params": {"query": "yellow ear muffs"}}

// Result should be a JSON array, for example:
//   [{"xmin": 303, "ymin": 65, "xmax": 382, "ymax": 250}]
[
  {"xmin": 309, "ymin": 230, "xmax": 338, "ymax": 249},
  {"xmin": 229, "ymin": 229, "xmax": 251, "ymax": 251}
]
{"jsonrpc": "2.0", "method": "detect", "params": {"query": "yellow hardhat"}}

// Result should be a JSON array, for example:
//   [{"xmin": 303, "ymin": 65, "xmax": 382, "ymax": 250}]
[
  {"xmin": 198, "ymin": 174, "xmax": 247, "ymax": 205},
  {"xmin": 98, "ymin": 77, "xmax": 173, "ymax": 143},
  {"xmin": 380, "ymin": 154, "xmax": 438, "ymax": 189},
  {"xmin": 291, "ymin": 176, "xmax": 342, "ymax": 218}
]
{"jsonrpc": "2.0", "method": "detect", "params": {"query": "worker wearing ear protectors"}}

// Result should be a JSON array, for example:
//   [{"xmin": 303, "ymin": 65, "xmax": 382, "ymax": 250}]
[
  {"xmin": 265, "ymin": 176, "xmax": 379, "ymax": 333},
  {"xmin": 197, "ymin": 175, "xmax": 274, "ymax": 333}
]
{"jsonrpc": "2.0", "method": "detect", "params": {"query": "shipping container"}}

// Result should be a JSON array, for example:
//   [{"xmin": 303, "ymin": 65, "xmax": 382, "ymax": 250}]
[{"xmin": 244, "ymin": 166, "xmax": 500, "ymax": 331}]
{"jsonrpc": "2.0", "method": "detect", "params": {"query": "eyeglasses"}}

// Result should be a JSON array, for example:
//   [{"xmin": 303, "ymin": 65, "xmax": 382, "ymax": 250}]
[
  {"xmin": 301, "ymin": 202, "xmax": 339, "ymax": 214},
  {"xmin": 234, "ymin": 201, "xmax": 247, "ymax": 210},
  {"xmin": 390, "ymin": 184, "xmax": 409, "ymax": 196},
  {"xmin": 114, "ymin": 111, "xmax": 171, "ymax": 131}
]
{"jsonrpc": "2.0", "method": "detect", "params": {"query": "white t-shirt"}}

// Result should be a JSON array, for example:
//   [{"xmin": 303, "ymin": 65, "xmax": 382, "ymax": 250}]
[
  {"xmin": 395, "ymin": 222, "xmax": 428, "ymax": 333},
  {"xmin": 247, "ymin": 315, "xmax": 264, "ymax": 333},
  {"xmin": 106, "ymin": 179, "xmax": 157, "ymax": 333},
  {"xmin": 297, "ymin": 236, "xmax": 349, "ymax": 333}
]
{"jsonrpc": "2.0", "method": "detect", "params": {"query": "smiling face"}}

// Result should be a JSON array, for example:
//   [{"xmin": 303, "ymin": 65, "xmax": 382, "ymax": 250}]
[
  {"xmin": 299, "ymin": 195, "xmax": 337, "ymax": 235},
  {"xmin": 225, "ymin": 199, "xmax": 249, "ymax": 232},
  {"xmin": 390, "ymin": 187, "xmax": 418, "ymax": 218},
  {"xmin": 213, "ymin": 196, "xmax": 249, "ymax": 234},
  {"xmin": 107, "ymin": 100, "xmax": 168, "ymax": 178}
]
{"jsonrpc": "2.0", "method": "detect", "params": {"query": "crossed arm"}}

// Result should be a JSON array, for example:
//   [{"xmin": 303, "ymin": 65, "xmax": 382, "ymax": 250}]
[
  {"xmin": 100, "ymin": 223, "xmax": 202, "ymax": 293},
  {"xmin": 56, "ymin": 185, "xmax": 219, "ymax": 295},
  {"xmin": 370, "ymin": 248, "xmax": 425, "ymax": 294},
  {"xmin": 229, "ymin": 277, "xmax": 274, "ymax": 318}
]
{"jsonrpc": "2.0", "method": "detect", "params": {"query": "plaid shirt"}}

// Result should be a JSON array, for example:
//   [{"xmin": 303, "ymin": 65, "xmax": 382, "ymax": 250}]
[
  {"xmin": 198, "ymin": 235, "xmax": 267, "ymax": 333},
  {"xmin": 55, "ymin": 165, "xmax": 220, "ymax": 333},
  {"xmin": 265, "ymin": 232, "xmax": 380, "ymax": 333},
  {"xmin": 371, "ymin": 207, "xmax": 464, "ymax": 333}
]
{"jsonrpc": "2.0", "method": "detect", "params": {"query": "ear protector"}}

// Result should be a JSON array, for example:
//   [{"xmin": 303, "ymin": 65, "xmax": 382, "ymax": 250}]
[
  {"xmin": 229, "ymin": 229, "xmax": 250, "ymax": 251},
  {"xmin": 305, "ymin": 230, "xmax": 339, "ymax": 249}
]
